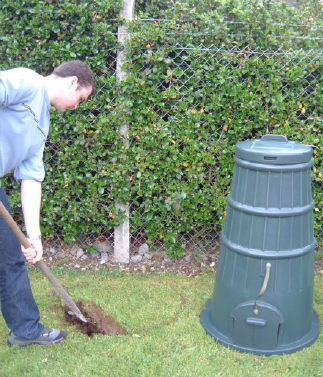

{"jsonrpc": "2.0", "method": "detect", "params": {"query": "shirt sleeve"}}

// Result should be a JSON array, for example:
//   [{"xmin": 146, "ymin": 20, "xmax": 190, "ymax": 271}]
[
  {"xmin": 0, "ymin": 69, "xmax": 35, "ymax": 108},
  {"xmin": 14, "ymin": 144, "xmax": 45, "ymax": 182}
]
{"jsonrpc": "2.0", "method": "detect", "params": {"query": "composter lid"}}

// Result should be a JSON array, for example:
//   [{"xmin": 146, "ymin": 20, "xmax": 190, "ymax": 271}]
[{"xmin": 236, "ymin": 134, "xmax": 313, "ymax": 164}]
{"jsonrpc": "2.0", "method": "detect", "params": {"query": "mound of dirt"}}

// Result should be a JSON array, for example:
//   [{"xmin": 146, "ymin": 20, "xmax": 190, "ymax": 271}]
[{"xmin": 65, "ymin": 301, "xmax": 127, "ymax": 337}]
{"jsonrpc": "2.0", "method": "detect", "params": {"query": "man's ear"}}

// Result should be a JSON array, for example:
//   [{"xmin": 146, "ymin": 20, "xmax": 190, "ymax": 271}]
[{"xmin": 68, "ymin": 76, "xmax": 78, "ymax": 88}]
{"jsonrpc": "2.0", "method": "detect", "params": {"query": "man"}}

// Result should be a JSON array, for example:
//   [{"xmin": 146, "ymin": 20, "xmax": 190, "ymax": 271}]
[{"xmin": 0, "ymin": 60, "xmax": 95, "ymax": 346}]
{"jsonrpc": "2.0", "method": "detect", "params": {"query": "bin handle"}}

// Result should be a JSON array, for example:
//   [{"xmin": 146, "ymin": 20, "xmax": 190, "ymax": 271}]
[
  {"xmin": 253, "ymin": 262, "xmax": 271, "ymax": 315},
  {"xmin": 261, "ymin": 134, "xmax": 288, "ymax": 142}
]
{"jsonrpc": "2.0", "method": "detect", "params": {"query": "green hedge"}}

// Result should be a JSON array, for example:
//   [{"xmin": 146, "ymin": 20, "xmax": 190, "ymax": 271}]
[
  {"xmin": 1, "ymin": 0, "xmax": 322, "ymax": 257},
  {"xmin": 1, "ymin": 0, "xmax": 124, "ymax": 241}
]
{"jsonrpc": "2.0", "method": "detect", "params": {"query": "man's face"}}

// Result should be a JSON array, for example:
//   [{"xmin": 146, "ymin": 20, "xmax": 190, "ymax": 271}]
[{"xmin": 53, "ymin": 76, "xmax": 92, "ymax": 112}]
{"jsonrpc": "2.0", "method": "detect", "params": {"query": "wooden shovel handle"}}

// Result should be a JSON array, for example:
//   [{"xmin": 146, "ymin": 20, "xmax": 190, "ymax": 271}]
[
  {"xmin": 0, "ymin": 201, "xmax": 30, "ymax": 248},
  {"xmin": 0, "ymin": 201, "xmax": 87, "ymax": 323}
]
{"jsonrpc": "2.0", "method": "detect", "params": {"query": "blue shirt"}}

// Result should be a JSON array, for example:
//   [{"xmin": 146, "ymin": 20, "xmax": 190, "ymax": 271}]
[{"xmin": 0, "ymin": 67, "xmax": 50, "ymax": 181}]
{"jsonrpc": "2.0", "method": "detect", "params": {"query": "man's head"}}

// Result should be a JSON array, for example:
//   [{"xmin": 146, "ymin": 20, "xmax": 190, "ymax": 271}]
[{"xmin": 47, "ymin": 60, "xmax": 96, "ymax": 112}]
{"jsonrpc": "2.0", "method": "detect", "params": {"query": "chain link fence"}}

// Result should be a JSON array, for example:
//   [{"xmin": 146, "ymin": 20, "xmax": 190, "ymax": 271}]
[{"xmin": 43, "ymin": 19, "xmax": 323, "ymax": 265}]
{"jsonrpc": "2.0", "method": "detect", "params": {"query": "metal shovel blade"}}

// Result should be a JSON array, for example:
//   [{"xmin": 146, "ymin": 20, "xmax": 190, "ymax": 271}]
[
  {"xmin": 37, "ymin": 259, "xmax": 87, "ymax": 323},
  {"xmin": 0, "ymin": 201, "xmax": 87, "ymax": 323}
]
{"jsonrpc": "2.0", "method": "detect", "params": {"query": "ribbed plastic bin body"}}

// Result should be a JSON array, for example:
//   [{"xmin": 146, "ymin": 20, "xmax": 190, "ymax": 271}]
[{"xmin": 200, "ymin": 135, "xmax": 320, "ymax": 355}]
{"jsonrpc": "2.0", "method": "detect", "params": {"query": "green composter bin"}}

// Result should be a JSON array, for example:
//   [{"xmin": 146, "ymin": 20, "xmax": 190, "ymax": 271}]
[{"xmin": 200, "ymin": 134, "xmax": 320, "ymax": 355}]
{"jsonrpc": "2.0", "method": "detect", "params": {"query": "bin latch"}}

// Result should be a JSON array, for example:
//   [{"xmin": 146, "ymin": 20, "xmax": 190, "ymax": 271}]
[{"xmin": 261, "ymin": 134, "xmax": 288, "ymax": 142}]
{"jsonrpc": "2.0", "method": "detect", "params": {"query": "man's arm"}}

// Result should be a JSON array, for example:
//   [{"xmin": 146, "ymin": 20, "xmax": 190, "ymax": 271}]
[{"xmin": 21, "ymin": 179, "xmax": 43, "ymax": 263}]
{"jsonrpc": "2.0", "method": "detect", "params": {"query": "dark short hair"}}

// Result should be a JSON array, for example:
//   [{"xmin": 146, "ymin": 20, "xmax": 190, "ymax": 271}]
[{"xmin": 53, "ymin": 60, "xmax": 96, "ymax": 95}]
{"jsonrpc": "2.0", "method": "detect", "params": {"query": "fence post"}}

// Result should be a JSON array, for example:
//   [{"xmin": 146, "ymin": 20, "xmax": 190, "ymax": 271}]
[{"xmin": 114, "ymin": 0, "xmax": 135, "ymax": 263}]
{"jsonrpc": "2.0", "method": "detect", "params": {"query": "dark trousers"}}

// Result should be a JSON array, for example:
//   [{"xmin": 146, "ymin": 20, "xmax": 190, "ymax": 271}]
[{"xmin": 0, "ymin": 187, "xmax": 44, "ymax": 339}]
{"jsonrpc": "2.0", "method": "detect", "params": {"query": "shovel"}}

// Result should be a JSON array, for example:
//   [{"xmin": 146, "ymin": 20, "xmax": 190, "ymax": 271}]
[{"xmin": 0, "ymin": 201, "xmax": 87, "ymax": 323}]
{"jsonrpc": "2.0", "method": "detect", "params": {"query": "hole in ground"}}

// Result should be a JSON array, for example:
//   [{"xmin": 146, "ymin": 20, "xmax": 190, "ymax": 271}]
[{"xmin": 64, "ymin": 301, "xmax": 128, "ymax": 337}]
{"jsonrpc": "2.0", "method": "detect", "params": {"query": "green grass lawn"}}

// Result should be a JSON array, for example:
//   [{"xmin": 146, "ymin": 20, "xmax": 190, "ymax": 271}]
[{"xmin": 0, "ymin": 269, "xmax": 323, "ymax": 377}]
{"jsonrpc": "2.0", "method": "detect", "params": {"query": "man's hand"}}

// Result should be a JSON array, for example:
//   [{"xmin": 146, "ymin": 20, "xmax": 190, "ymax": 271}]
[{"xmin": 21, "ymin": 239, "xmax": 43, "ymax": 264}]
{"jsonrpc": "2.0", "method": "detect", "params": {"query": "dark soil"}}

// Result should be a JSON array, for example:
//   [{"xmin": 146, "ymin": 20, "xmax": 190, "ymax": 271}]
[{"xmin": 64, "ymin": 301, "xmax": 127, "ymax": 337}]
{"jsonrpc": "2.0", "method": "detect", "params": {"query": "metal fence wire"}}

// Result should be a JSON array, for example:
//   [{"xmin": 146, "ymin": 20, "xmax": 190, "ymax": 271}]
[{"xmin": 43, "ymin": 20, "xmax": 323, "ymax": 265}]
